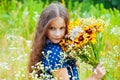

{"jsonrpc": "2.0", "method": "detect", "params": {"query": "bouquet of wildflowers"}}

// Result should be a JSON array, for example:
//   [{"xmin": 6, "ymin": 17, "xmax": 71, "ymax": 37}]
[{"xmin": 60, "ymin": 17, "xmax": 105, "ymax": 68}]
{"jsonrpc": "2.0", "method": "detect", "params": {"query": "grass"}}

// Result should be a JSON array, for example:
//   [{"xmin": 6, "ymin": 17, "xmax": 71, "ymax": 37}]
[{"xmin": 0, "ymin": 0, "xmax": 120, "ymax": 80}]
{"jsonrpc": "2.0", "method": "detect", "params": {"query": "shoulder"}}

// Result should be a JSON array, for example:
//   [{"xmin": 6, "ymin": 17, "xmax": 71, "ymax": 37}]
[
  {"xmin": 42, "ymin": 43, "xmax": 64, "ymax": 61},
  {"xmin": 42, "ymin": 43, "xmax": 66, "ymax": 70},
  {"xmin": 44, "ymin": 43, "xmax": 62, "ymax": 55}
]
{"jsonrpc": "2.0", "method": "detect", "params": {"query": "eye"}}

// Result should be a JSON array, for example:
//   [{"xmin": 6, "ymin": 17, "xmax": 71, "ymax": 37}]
[
  {"xmin": 60, "ymin": 26, "xmax": 66, "ymax": 30},
  {"xmin": 49, "ymin": 26, "xmax": 55, "ymax": 30}
]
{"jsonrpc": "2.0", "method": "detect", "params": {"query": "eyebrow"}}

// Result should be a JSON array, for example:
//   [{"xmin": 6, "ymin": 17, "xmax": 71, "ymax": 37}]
[
  {"xmin": 60, "ymin": 26, "xmax": 66, "ymax": 27},
  {"xmin": 49, "ymin": 25, "xmax": 66, "ymax": 28}
]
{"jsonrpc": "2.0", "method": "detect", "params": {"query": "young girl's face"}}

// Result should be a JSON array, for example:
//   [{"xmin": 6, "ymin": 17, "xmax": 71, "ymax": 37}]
[{"xmin": 47, "ymin": 17, "xmax": 66, "ymax": 44}]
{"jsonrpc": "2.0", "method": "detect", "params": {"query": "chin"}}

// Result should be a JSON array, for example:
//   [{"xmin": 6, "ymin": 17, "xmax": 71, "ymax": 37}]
[{"xmin": 52, "ymin": 40, "xmax": 61, "ymax": 44}]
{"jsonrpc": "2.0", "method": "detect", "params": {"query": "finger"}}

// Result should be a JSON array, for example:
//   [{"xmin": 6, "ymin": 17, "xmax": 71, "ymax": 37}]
[
  {"xmin": 92, "ymin": 68, "xmax": 96, "ymax": 72},
  {"xmin": 101, "ymin": 67, "xmax": 105, "ymax": 71},
  {"xmin": 97, "ymin": 62, "xmax": 103, "ymax": 68},
  {"xmin": 93, "ymin": 69, "xmax": 98, "ymax": 74},
  {"xmin": 100, "ymin": 68, "xmax": 105, "ymax": 73},
  {"xmin": 99, "ymin": 68, "xmax": 106, "ymax": 74},
  {"xmin": 101, "ymin": 69, "xmax": 106, "ymax": 75},
  {"xmin": 99, "ymin": 67, "xmax": 105, "ymax": 72},
  {"xmin": 99, "ymin": 66, "xmax": 104, "ymax": 70},
  {"xmin": 102, "ymin": 68, "xmax": 106, "ymax": 73}
]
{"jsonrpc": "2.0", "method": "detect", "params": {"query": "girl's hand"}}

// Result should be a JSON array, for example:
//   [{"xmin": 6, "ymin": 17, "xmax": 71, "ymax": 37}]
[
  {"xmin": 92, "ymin": 62, "xmax": 106, "ymax": 80},
  {"xmin": 75, "ymin": 61, "xmax": 79, "ymax": 67}
]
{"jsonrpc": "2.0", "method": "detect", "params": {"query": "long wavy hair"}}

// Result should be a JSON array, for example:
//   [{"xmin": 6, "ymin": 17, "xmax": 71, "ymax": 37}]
[{"xmin": 28, "ymin": 3, "xmax": 69, "ymax": 73}]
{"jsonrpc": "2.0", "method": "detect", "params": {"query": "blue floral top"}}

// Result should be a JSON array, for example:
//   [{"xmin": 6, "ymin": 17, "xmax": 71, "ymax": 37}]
[{"xmin": 42, "ymin": 40, "xmax": 79, "ymax": 80}]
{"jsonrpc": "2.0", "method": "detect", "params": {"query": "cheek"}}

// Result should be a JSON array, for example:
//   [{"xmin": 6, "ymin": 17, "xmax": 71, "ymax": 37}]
[
  {"xmin": 47, "ymin": 30, "xmax": 54, "ymax": 38},
  {"xmin": 61, "ymin": 30, "xmax": 66, "ymax": 36}
]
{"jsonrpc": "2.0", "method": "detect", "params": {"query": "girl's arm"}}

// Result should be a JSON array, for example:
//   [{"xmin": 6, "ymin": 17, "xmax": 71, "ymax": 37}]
[
  {"xmin": 52, "ymin": 68, "xmax": 69, "ymax": 80},
  {"xmin": 86, "ymin": 62, "xmax": 106, "ymax": 80}
]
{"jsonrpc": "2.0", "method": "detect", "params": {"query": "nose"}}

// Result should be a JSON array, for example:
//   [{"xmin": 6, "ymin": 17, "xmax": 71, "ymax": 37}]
[{"xmin": 55, "ymin": 30, "xmax": 61, "ymax": 37}]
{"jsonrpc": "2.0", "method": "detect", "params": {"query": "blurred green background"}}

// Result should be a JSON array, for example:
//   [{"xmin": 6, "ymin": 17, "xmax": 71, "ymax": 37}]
[{"xmin": 0, "ymin": 0, "xmax": 120, "ymax": 80}]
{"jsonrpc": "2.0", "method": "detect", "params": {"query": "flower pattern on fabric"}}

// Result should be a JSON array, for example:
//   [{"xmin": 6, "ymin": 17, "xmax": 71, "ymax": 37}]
[{"xmin": 41, "ymin": 40, "xmax": 79, "ymax": 80}]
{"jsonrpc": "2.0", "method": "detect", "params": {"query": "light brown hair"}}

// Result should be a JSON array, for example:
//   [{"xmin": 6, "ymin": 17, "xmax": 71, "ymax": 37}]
[{"xmin": 28, "ymin": 2, "xmax": 69, "ymax": 73}]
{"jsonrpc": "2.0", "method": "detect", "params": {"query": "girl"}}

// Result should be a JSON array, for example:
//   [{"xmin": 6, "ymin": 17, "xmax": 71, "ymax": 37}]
[{"xmin": 28, "ymin": 3, "xmax": 106, "ymax": 80}]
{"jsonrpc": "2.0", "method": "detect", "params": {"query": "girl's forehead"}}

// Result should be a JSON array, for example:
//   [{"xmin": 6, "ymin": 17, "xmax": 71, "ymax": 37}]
[{"xmin": 49, "ymin": 17, "xmax": 66, "ymax": 27}]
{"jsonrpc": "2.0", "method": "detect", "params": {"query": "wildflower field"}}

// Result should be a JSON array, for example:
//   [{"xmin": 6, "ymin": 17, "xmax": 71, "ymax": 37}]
[{"xmin": 0, "ymin": 0, "xmax": 120, "ymax": 80}]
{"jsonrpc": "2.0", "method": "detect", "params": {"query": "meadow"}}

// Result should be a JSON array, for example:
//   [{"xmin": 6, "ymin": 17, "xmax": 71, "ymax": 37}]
[{"xmin": 0, "ymin": 0, "xmax": 120, "ymax": 80}]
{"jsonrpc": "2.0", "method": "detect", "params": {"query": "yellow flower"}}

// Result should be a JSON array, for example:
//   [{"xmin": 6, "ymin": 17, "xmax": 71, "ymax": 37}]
[
  {"xmin": 68, "ymin": 18, "xmax": 81, "ymax": 33},
  {"xmin": 75, "ymin": 18, "xmax": 81, "ymax": 26},
  {"xmin": 67, "ymin": 40, "xmax": 74, "ymax": 45},
  {"xmin": 59, "ymin": 39, "xmax": 66, "ymax": 51},
  {"xmin": 85, "ymin": 27, "xmax": 93, "ymax": 34},
  {"xmin": 84, "ymin": 26, "xmax": 96, "ymax": 36},
  {"xmin": 90, "ymin": 38, "xmax": 97, "ymax": 44},
  {"xmin": 92, "ymin": 20, "xmax": 104, "ymax": 32},
  {"xmin": 87, "ymin": 32, "xmax": 97, "ymax": 44},
  {"xmin": 83, "ymin": 26, "xmax": 97, "ymax": 44},
  {"xmin": 97, "ymin": 26, "xmax": 103, "ymax": 32},
  {"xmin": 74, "ymin": 33, "xmax": 88, "ymax": 47}
]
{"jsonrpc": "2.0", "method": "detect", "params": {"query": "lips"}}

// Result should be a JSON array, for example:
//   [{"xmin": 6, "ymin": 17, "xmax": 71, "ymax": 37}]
[{"xmin": 54, "ymin": 38, "xmax": 61, "ymax": 40}]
